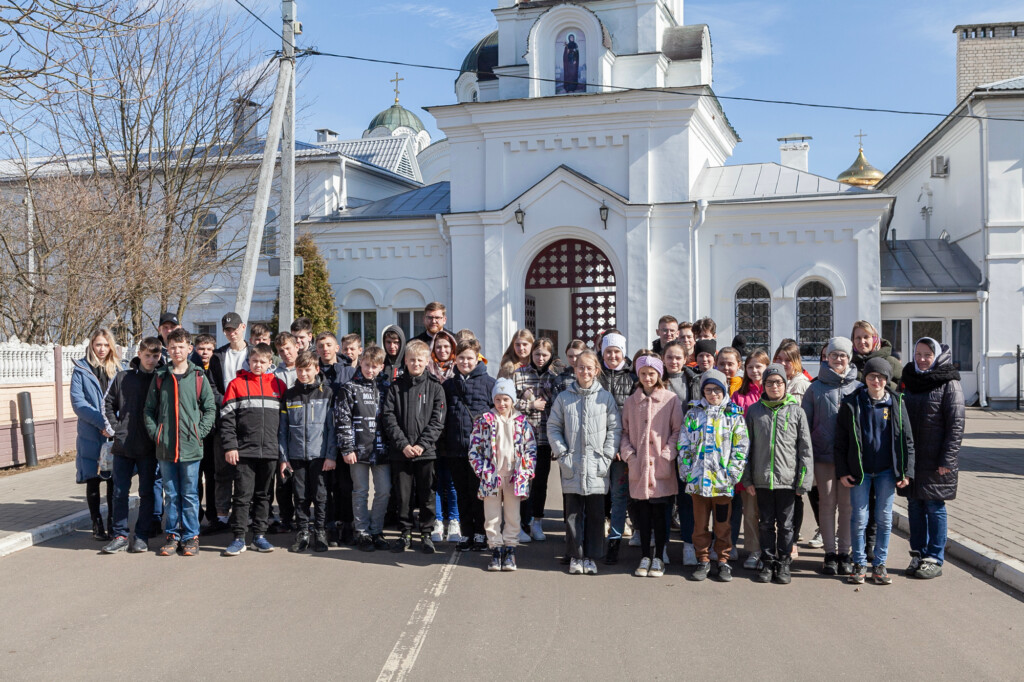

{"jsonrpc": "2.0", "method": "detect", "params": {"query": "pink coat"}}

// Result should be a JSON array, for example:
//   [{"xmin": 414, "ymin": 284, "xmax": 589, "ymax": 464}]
[
  {"xmin": 732, "ymin": 383, "xmax": 763, "ymax": 415},
  {"xmin": 619, "ymin": 387, "xmax": 683, "ymax": 500}
]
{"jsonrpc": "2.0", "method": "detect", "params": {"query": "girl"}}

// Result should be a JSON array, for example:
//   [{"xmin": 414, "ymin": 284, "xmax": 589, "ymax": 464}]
[
  {"xmin": 468, "ymin": 378, "xmax": 537, "ymax": 572},
  {"xmin": 70, "ymin": 328, "xmax": 124, "ymax": 540},
  {"xmin": 850, "ymin": 320, "xmax": 902, "ymax": 392},
  {"xmin": 553, "ymin": 339, "xmax": 587, "ymax": 398},
  {"xmin": 428, "ymin": 330, "xmax": 458, "ymax": 383},
  {"xmin": 498, "ymin": 329, "xmax": 534, "ymax": 379},
  {"xmin": 513, "ymin": 338, "xmax": 558, "ymax": 542},
  {"xmin": 732, "ymin": 348, "xmax": 769, "ymax": 570},
  {"xmin": 548, "ymin": 350, "xmax": 621, "ymax": 575},
  {"xmin": 773, "ymin": 340, "xmax": 814, "ymax": 556},
  {"xmin": 743, "ymin": 364, "xmax": 813, "ymax": 584},
  {"xmin": 901, "ymin": 337, "xmax": 964, "ymax": 580},
  {"xmin": 662, "ymin": 339, "xmax": 698, "ymax": 566},
  {"xmin": 429, "ymin": 330, "xmax": 462, "ymax": 543},
  {"xmin": 620, "ymin": 352, "xmax": 683, "ymax": 578}
]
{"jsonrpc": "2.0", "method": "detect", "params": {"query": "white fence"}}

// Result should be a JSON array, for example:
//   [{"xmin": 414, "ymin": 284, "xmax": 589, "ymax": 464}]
[{"xmin": 0, "ymin": 338, "xmax": 90, "ymax": 385}]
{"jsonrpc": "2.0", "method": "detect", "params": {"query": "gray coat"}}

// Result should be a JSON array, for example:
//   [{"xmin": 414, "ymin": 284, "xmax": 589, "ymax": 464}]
[
  {"xmin": 547, "ymin": 380, "xmax": 621, "ymax": 496},
  {"xmin": 801, "ymin": 364, "xmax": 861, "ymax": 464},
  {"xmin": 742, "ymin": 395, "xmax": 814, "ymax": 493}
]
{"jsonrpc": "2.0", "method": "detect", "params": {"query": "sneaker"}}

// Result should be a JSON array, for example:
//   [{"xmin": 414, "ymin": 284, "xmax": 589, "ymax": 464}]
[
  {"xmin": 201, "ymin": 519, "xmax": 230, "ymax": 536},
  {"xmin": 447, "ymin": 520, "xmax": 463, "ymax": 543},
  {"xmin": 340, "ymin": 522, "xmax": 355, "ymax": 546},
  {"xmin": 582, "ymin": 558, "xmax": 598, "ymax": 575},
  {"xmin": 604, "ymin": 539, "xmax": 620, "ymax": 565},
  {"xmin": 157, "ymin": 535, "xmax": 179, "ymax": 556},
  {"xmin": 101, "ymin": 535, "xmax": 129, "ymax": 554},
  {"xmin": 357, "ymin": 533, "xmax": 375, "ymax": 552},
  {"xmin": 91, "ymin": 517, "xmax": 109, "ymax": 541},
  {"xmin": 906, "ymin": 550, "xmax": 922, "ymax": 578},
  {"xmin": 431, "ymin": 520, "xmax": 445, "ymax": 543},
  {"xmin": 222, "ymin": 537, "xmax": 246, "ymax": 556},
  {"xmin": 838, "ymin": 553, "xmax": 854, "ymax": 576},
  {"xmin": 457, "ymin": 538, "xmax": 473, "ymax": 552},
  {"xmin": 743, "ymin": 552, "xmax": 760, "ymax": 570},
  {"xmin": 628, "ymin": 534, "xmax": 641, "ymax": 547},
  {"xmin": 421, "ymin": 533, "xmax": 436, "ymax": 554},
  {"xmin": 774, "ymin": 558, "xmax": 792, "ymax": 585},
  {"xmin": 717, "ymin": 562, "xmax": 733, "ymax": 582},
  {"xmin": 181, "ymin": 536, "xmax": 199, "ymax": 557},
  {"xmin": 129, "ymin": 536, "xmax": 148, "ymax": 553},
  {"xmin": 807, "ymin": 528, "xmax": 824, "ymax": 548},
  {"xmin": 530, "ymin": 518, "xmax": 546, "ymax": 542},
  {"xmin": 391, "ymin": 534, "xmax": 412, "ymax": 553},
  {"xmin": 488, "ymin": 548, "xmax": 503, "ymax": 571},
  {"xmin": 755, "ymin": 558, "xmax": 773, "ymax": 583},
  {"xmin": 472, "ymin": 534, "xmax": 488, "ymax": 551},
  {"xmin": 872, "ymin": 565, "xmax": 892, "ymax": 585},
  {"xmin": 915, "ymin": 558, "xmax": 943, "ymax": 579},
  {"xmin": 847, "ymin": 564, "xmax": 866, "ymax": 584},
  {"xmin": 313, "ymin": 530, "xmax": 329, "ymax": 553},
  {"xmin": 267, "ymin": 519, "xmax": 283, "ymax": 534},
  {"xmin": 372, "ymin": 534, "xmax": 390, "ymax": 551},
  {"xmin": 327, "ymin": 525, "xmax": 340, "ymax": 548},
  {"xmin": 251, "ymin": 535, "xmax": 274, "ymax": 552},
  {"xmin": 683, "ymin": 542, "xmax": 697, "ymax": 566},
  {"xmin": 634, "ymin": 557, "xmax": 652, "ymax": 577},
  {"xmin": 517, "ymin": 528, "xmax": 532, "ymax": 544},
  {"xmin": 502, "ymin": 547, "xmax": 518, "ymax": 571},
  {"xmin": 649, "ymin": 557, "xmax": 665, "ymax": 578},
  {"xmin": 568, "ymin": 558, "xmax": 584, "ymax": 575},
  {"xmin": 290, "ymin": 531, "xmax": 310, "ymax": 553},
  {"xmin": 821, "ymin": 552, "xmax": 839, "ymax": 575},
  {"xmin": 692, "ymin": 561, "xmax": 710, "ymax": 581}
]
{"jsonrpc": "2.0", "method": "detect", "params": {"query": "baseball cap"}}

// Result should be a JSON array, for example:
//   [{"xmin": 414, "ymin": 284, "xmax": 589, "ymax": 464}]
[
  {"xmin": 158, "ymin": 312, "xmax": 178, "ymax": 326},
  {"xmin": 222, "ymin": 312, "xmax": 243, "ymax": 330}
]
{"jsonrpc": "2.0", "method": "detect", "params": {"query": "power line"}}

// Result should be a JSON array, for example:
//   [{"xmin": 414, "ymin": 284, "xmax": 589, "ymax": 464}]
[{"xmin": 232, "ymin": 0, "xmax": 291, "ymax": 48}]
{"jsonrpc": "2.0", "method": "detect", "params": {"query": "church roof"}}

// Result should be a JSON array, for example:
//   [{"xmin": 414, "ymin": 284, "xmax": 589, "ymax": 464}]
[
  {"xmin": 366, "ymin": 103, "xmax": 425, "ymax": 135},
  {"xmin": 881, "ymin": 239, "xmax": 983, "ymax": 292},
  {"xmin": 460, "ymin": 30, "xmax": 498, "ymax": 82},
  {"xmin": 326, "ymin": 181, "xmax": 450, "ymax": 222},
  {"xmin": 692, "ymin": 163, "xmax": 874, "ymax": 202},
  {"xmin": 317, "ymin": 136, "xmax": 421, "ymax": 182}
]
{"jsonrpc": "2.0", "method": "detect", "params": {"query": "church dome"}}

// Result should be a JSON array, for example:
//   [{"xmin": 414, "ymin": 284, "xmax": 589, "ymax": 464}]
[
  {"xmin": 838, "ymin": 147, "xmax": 884, "ymax": 187},
  {"xmin": 459, "ymin": 30, "xmax": 498, "ymax": 82},
  {"xmin": 366, "ymin": 103, "xmax": 425, "ymax": 135}
]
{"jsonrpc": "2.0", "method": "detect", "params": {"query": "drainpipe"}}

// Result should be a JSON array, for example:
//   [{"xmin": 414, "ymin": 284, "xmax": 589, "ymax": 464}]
[
  {"xmin": 436, "ymin": 213, "xmax": 452, "ymax": 317},
  {"xmin": 969, "ymin": 94, "xmax": 990, "ymax": 406},
  {"xmin": 689, "ymin": 199, "xmax": 708, "ymax": 321},
  {"xmin": 977, "ymin": 290, "xmax": 989, "ymax": 407}
]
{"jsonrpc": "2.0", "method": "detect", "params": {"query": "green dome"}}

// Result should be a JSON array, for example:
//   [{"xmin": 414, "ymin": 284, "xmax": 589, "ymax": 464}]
[
  {"xmin": 367, "ymin": 103, "xmax": 425, "ymax": 134},
  {"xmin": 459, "ymin": 30, "xmax": 498, "ymax": 82}
]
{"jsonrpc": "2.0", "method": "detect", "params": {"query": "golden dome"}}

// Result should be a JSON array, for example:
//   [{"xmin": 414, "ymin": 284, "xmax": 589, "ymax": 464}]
[{"xmin": 838, "ymin": 147, "xmax": 884, "ymax": 187}]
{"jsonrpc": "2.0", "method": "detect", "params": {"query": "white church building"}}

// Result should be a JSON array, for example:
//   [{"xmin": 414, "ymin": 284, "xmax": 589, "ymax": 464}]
[{"xmin": 182, "ymin": 4, "xmax": 1024, "ymax": 408}]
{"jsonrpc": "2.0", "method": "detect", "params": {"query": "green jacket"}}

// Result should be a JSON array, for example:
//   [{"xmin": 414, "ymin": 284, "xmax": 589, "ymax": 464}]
[
  {"xmin": 144, "ymin": 361, "xmax": 216, "ymax": 463},
  {"xmin": 742, "ymin": 394, "xmax": 814, "ymax": 493}
]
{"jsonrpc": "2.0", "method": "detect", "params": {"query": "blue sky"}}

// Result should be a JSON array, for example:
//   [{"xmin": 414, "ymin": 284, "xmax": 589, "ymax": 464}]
[{"xmin": 240, "ymin": 0, "xmax": 1021, "ymax": 178}]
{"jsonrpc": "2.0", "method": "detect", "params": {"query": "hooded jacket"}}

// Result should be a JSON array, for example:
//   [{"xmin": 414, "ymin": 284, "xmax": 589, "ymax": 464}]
[
  {"xmin": 380, "ymin": 324, "xmax": 407, "ymax": 390},
  {"xmin": 900, "ymin": 346, "xmax": 964, "ymax": 501},
  {"xmin": 381, "ymin": 370, "xmax": 446, "ymax": 461},
  {"xmin": 334, "ymin": 369, "xmax": 388, "ymax": 464},
  {"xmin": 620, "ymin": 387, "xmax": 683, "ymax": 500},
  {"xmin": 677, "ymin": 398, "xmax": 749, "ymax": 497},
  {"xmin": 468, "ymin": 411, "xmax": 537, "ymax": 499},
  {"xmin": 427, "ymin": 330, "xmax": 458, "ymax": 383},
  {"xmin": 852, "ymin": 339, "xmax": 903, "ymax": 393},
  {"xmin": 742, "ymin": 394, "xmax": 813, "ymax": 493},
  {"xmin": 835, "ymin": 385, "xmax": 915, "ymax": 486},
  {"xmin": 786, "ymin": 372, "xmax": 811, "ymax": 400},
  {"xmin": 71, "ymin": 357, "xmax": 124, "ymax": 482},
  {"xmin": 279, "ymin": 374, "xmax": 336, "ymax": 463},
  {"xmin": 143, "ymin": 361, "xmax": 217, "ymax": 463},
  {"xmin": 513, "ymin": 357, "xmax": 558, "ymax": 447},
  {"xmin": 598, "ymin": 356, "xmax": 636, "ymax": 410},
  {"xmin": 801, "ymin": 364, "xmax": 861, "ymax": 464},
  {"xmin": 547, "ymin": 380, "xmax": 621, "ymax": 496},
  {"xmin": 219, "ymin": 369, "xmax": 286, "ymax": 460},
  {"xmin": 103, "ymin": 356, "xmax": 159, "ymax": 460},
  {"xmin": 441, "ymin": 362, "xmax": 496, "ymax": 456}
]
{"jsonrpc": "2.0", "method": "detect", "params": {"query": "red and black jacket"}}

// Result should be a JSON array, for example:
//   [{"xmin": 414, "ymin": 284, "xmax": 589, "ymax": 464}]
[{"xmin": 219, "ymin": 369, "xmax": 286, "ymax": 460}]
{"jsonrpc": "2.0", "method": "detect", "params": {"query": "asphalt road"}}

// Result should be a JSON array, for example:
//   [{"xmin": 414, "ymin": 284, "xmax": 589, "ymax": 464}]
[{"xmin": 1, "ymin": 475, "xmax": 1021, "ymax": 682}]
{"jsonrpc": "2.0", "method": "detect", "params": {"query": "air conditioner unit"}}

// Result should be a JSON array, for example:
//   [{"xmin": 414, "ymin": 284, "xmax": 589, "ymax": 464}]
[{"xmin": 930, "ymin": 155, "xmax": 949, "ymax": 178}]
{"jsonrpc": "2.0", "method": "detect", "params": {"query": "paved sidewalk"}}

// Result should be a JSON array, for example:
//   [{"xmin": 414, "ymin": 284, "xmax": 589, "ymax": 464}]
[{"xmin": 0, "ymin": 462, "xmax": 88, "ymax": 542}]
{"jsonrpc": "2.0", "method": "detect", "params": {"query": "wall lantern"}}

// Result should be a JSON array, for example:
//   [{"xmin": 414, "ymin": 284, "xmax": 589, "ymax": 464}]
[
  {"xmin": 599, "ymin": 201, "xmax": 609, "ymax": 229},
  {"xmin": 514, "ymin": 205, "xmax": 525, "ymax": 232}
]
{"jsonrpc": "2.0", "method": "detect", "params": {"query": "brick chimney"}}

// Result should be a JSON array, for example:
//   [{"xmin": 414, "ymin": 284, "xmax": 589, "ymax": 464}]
[{"xmin": 954, "ymin": 22, "xmax": 1024, "ymax": 102}]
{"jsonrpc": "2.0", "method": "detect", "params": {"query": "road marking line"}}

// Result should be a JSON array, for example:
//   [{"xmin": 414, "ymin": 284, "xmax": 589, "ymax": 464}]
[{"xmin": 377, "ymin": 549, "xmax": 461, "ymax": 682}]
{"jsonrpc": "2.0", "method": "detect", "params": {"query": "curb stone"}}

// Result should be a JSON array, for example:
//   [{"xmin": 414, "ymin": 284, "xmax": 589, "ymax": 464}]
[{"xmin": 0, "ymin": 496, "xmax": 139, "ymax": 558}]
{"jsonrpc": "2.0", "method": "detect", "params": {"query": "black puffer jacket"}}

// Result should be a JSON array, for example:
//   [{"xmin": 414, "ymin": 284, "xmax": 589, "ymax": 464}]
[
  {"xmin": 382, "ymin": 371, "xmax": 446, "ymax": 461},
  {"xmin": 380, "ymin": 324, "xmax": 407, "ymax": 391},
  {"xmin": 900, "ymin": 347, "xmax": 964, "ymax": 500},
  {"xmin": 102, "ymin": 356, "xmax": 159, "ymax": 459},
  {"xmin": 853, "ymin": 339, "xmax": 903, "ymax": 393},
  {"xmin": 598, "ymin": 357, "xmax": 636, "ymax": 410},
  {"xmin": 334, "ymin": 370, "xmax": 387, "ymax": 464},
  {"xmin": 441, "ymin": 362, "xmax": 495, "ymax": 456}
]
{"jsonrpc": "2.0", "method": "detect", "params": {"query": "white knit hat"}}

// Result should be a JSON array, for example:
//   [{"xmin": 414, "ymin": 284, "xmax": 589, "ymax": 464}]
[{"xmin": 492, "ymin": 377, "xmax": 517, "ymax": 402}]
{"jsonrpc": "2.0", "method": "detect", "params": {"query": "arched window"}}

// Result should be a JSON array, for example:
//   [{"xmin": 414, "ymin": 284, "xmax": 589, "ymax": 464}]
[
  {"xmin": 796, "ymin": 281, "xmax": 833, "ymax": 358},
  {"xmin": 735, "ymin": 282, "xmax": 771, "ymax": 347},
  {"xmin": 262, "ymin": 209, "xmax": 278, "ymax": 257},
  {"xmin": 198, "ymin": 212, "xmax": 218, "ymax": 259}
]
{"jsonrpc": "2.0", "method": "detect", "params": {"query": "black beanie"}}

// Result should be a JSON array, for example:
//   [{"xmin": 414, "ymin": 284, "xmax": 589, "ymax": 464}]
[
  {"xmin": 863, "ymin": 356, "xmax": 893, "ymax": 381},
  {"xmin": 694, "ymin": 339, "xmax": 717, "ymax": 358}
]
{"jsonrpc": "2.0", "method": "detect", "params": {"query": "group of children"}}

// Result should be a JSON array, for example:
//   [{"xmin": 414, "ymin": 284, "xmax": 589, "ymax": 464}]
[{"xmin": 75, "ymin": 306, "xmax": 963, "ymax": 585}]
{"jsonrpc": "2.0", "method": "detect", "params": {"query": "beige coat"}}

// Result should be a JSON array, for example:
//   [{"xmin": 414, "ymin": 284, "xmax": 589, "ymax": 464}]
[{"xmin": 620, "ymin": 387, "xmax": 683, "ymax": 500}]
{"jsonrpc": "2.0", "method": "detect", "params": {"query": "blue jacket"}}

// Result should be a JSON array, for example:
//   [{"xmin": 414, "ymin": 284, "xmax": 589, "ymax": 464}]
[
  {"xmin": 70, "ymin": 358, "xmax": 121, "ymax": 483},
  {"xmin": 441, "ymin": 362, "xmax": 496, "ymax": 456},
  {"xmin": 278, "ymin": 375, "xmax": 336, "ymax": 462}
]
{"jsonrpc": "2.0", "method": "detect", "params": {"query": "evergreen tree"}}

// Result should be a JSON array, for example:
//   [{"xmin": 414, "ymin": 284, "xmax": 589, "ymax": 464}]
[{"xmin": 270, "ymin": 233, "xmax": 337, "ymax": 334}]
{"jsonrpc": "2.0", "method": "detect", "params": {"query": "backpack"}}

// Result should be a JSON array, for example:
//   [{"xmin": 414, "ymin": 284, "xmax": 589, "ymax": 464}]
[{"xmin": 155, "ymin": 371, "xmax": 204, "ymax": 396}]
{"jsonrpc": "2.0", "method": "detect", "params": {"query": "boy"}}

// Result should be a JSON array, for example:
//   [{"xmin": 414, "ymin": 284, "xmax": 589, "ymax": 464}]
[
  {"xmin": 652, "ymin": 315, "xmax": 679, "ymax": 354},
  {"xmin": 340, "ymin": 333, "xmax": 362, "ymax": 368},
  {"xmin": 144, "ymin": 328, "xmax": 216, "ymax": 556},
  {"xmin": 249, "ymin": 323, "xmax": 272, "ymax": 347},
  {"xmin": 271, "ymin": 331, "xmax": 300, "ymax": 533},
  {"xmin": 101, "ymin": 337, "xmax": 163, "ymax": 554},
  {"xmin": 316, "ymin": 331, "xmax": 356, "ymax": 390},
  {"xmin": 835, "ymin": 357, "xmax": 914, "ymax": 585},
  {"xmin": 290, "ymin": 317, "xmax": 313, "ymax": 352},
  {"xmin": 383, "ymin": 339, "xmax": 446, "ymax": 553},
  {"xmin": 279, "ymin": 350, "xmax": 336, "ymax": 553},
  {"xmin": 207, "ymin": 311, "xmax": 250, "ymax": 531},
  {"xmin": 692, "ymin": 316, "xmax": 717, "ymax": 340},
  {"xmin": 678, "ymin": 369, "xmax": 748, "ymax": 582},
  {"xmin": 190, "ymin": 333, "xmax": 223, "ymax": 533},
  {"xmin": 679, "ymin": 321, "xmax": 696, "ymax": 366},
  {"xmin": 335, "ymin": 345, "xmax": 392, "ymax": 551},
  {"xmin": 220, "ymin": 343, "xmax": 287, "ymax": 556},
  {"xmin": 689, "ymin": 339, "xmax": 716, "ymax": 398},
  {"xmin": 273, "ymin": 331, "xmax": 299, "ymax": 388},
  {"xmin": 315, "ymin": 330, "xmax": 356, "ymax": 544},
  {"xmin": 380, "ymin": 324, "xmax": 407, "ymax": 390},
  {"xmin": 597, "ymin": 331, "xmax": 635, "ymax": 565},
  {"xmin": 715, "ymin": 347, "xmax": 744, "ymax": 396},
  {"xmin": 442, "ymin": 338, "xmax": 496, "ymax": 551}
]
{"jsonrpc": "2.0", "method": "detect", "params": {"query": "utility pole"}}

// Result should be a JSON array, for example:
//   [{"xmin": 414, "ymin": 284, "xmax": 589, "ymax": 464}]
[{"xmin": 233, "ymin": 0, "xmax": 298, "ymax": 327}]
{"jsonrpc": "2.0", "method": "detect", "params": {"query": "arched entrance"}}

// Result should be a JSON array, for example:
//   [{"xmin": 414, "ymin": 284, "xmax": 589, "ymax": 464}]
[{"xmin": 525, "ymin": 238, "xmax": 616, "ymax": 349}]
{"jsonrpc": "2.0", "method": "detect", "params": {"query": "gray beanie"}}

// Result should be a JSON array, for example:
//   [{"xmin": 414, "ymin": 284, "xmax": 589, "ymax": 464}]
[
  {"xmin": 863, "ymin": 356, "xmax": 893, "ymax": 381},
  {"xmin": 826, "ymin": 336, "xmax": 853, "ymax": 357},
  {"xmin": 700, "ymin": 369, "xmax": 729, "ymax": 397},
  {"xmin": 492, "ymin": 377, "xmax": 517, "ymax": 403},
  {"xmin": 762, "ymin": 363, "xmax": 787, "ymax": 386}
]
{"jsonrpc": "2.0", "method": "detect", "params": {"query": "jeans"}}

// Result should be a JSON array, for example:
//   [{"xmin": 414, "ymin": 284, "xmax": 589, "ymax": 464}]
[
  {"xmin": 111, "ymin": 455, "xmax": 157, "ymax": 540},
  {"xmin": 351, "ymin": 462, "xmax": 391, "ymax": 535},
  {"xmin": 606, "ymin": 460, "xmax": 629, "ymax": 540},
  {"xmin": 230, "ymin": 458, "xmax": 275, "ymax": 538},
  {"xmin": 290, "ymin": 458, "xmax": 327, "ymax": 532},
  {"xmin": 908, "ymin": 498, "xmax": 948, "ymax": 564},
  {"xmin": 433, "ymin": 458, "xmax": 459, "ymax": 524},
  {"xmin": 850, "ymin": 470, "xmax": 896, "ymax": 567},
  {"xmin": 162, "ymin": 459, "xmax": 201, "ymax": 541}
]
